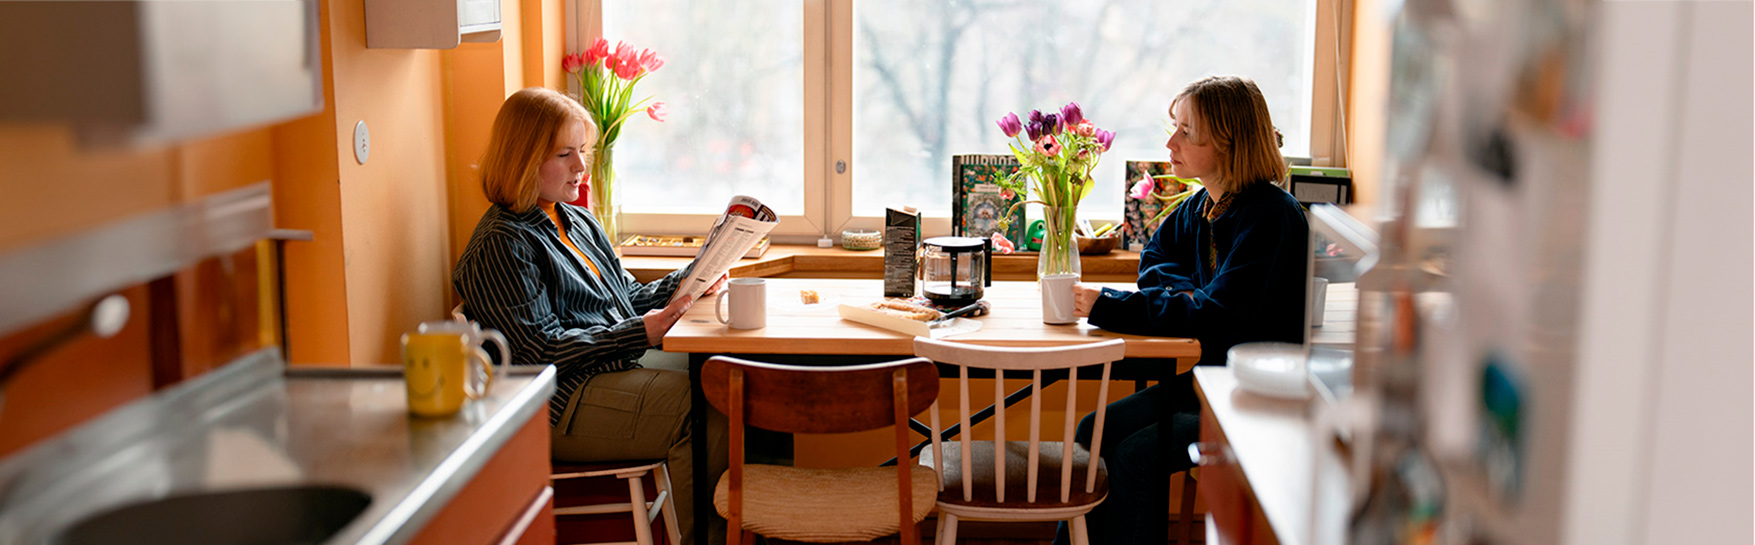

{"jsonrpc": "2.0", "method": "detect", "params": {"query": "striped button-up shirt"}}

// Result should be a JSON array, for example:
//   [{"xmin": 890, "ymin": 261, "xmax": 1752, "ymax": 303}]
[{"xmin": 453, "ymin": 203, "xmax": 688, "ymax": 425}]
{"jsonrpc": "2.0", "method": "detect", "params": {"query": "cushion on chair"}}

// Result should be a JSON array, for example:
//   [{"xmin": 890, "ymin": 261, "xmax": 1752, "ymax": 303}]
[
  {"xmin": 921, "ymin": 440, "xmax": 1108, "ymax": 508},
  {"xmin": 714, "ymin": 464, "xmax": 938, "ymax": 543}
]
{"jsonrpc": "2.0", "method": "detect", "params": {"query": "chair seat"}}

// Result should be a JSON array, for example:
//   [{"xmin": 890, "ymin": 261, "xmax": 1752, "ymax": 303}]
[
  {"xmin": 713, "ymin": 464, "xmax": 938, "ymax": 543},
  {"xmin": 922, "ymin": 441, "xmax": 1108, "ymax": 509}
]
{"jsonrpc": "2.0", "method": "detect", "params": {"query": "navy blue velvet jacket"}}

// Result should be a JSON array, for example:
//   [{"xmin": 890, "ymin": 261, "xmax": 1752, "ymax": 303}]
[{"xmin": 1089, "ymin": 182, "xmax": 1309, "ymax": 367}]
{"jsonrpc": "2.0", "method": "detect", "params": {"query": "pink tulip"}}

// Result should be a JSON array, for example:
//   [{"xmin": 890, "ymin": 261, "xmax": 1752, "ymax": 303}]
[
  {"xmin": 1074, "ymin": 120, "xmax": 1096, "ymax": 137},
  {"xmin": 562, "ymin": 53, "xmax": 585, "ymax": 73},
  {"xmin": 584, "ymin": 37, "xmax": 611, "ymax": 64},
  {"xmin": 638, "ymin": 49, "xmax": 665, "ymax": 72},
  {"xmin": 647, "ymin": 102, "xmax": 668, "ymax": 122},
  {"xmin": 989, "ymin": 233, "xmax": 1016, "ymax": 254},
  {"xmin": 1034, "ymin": 135, "xmax": 1061, "ymax": 156},
  {"xmin": 613, "ymin": 47, "xmax": 642, "ymax": 79},
  {"xmin": 1129, "ymin": 178, "xmax": 1155, "ymax": 200}
]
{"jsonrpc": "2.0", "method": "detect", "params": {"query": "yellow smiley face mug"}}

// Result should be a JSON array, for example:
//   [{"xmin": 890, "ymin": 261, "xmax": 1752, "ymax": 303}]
[{"xmin": 401, "ymin": 330, "xmax": 495, "ymax": 417}]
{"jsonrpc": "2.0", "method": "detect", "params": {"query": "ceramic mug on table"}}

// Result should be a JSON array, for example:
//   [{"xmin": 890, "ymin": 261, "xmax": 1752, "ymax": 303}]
[
  {"xmin": 401, "ymin": 330, "xmax": 496, "ymax": 417},
  {"xmin": 419, "ymin": 319, "xmax": 512, "ymax": 374},
  {"xmin": 715, "ymin": 278, "xmax": 767, "ymax": 329},
  {"xmin": 1040, "ymin": 273, "xmax": 1080, "ymax": 325}
]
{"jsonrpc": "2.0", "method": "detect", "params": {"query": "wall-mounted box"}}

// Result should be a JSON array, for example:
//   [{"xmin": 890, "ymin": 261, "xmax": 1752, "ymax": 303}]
[
  {"xmin": 365, "ymin": 0, "xmax": 502, "ymax": 49},
  {"xmin": 0, "ymin": 0, "xmax": 323, "ymax": 147}
]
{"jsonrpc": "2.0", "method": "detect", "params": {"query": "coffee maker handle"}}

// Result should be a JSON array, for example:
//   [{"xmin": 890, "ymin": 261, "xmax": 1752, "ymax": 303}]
[{"xmin": 982, "ymin": 238, "xmax": 993, "ymax": 287}]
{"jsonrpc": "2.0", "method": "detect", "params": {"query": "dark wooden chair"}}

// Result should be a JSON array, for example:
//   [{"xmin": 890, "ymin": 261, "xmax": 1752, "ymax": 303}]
[
  {"xmin": 912, "ymin": 337, "xmax": 1128, "ymax": 545},
  {"xmin": 702, "ymin": 356, "xmax": 939, "ymax": 545}
]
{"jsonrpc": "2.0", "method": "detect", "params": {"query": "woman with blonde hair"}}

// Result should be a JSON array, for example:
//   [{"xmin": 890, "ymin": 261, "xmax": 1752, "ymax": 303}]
[
  {"xmin": 453, "ymin": 87, "xmax": 726, "ymax": 545},
  {"xmin": 1061, "ymin": 76, "xmax": 1308, "ymax": 544}
]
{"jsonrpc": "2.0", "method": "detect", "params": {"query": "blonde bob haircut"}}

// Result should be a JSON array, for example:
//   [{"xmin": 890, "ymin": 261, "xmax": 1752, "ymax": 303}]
[
  {"xmin": 1170, "ymin": 76, "xmax": 1287, "ymax": 195},
  {"xmin": 480, "ymin": 87, "xmax": 596, "ymax": 213}
]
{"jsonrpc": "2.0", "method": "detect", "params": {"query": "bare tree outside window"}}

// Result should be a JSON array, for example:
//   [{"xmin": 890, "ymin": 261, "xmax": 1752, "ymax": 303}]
[
  {"xmin": 853, "ymin": 0, "xmax": 1314, "ymax": 219},
  {"xmin": 609, "ymin": 0, "xmax": 806, "ymax": 215}
]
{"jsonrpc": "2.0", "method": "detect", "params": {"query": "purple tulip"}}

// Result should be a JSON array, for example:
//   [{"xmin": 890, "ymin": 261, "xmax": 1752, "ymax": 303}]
[
  {"xmin": 996, "ymin": 112, "xmax": 1023, "ymax": 138},
  {"xmin": 1060, "ymin": 102, "xmax": 1083, "ymax": 127},
  {"xmin": 1043, "ymin": 113, "xmax": 1060, "ymax": 134},
  {"xmin": 1028, "ymin": 110, "xmax": 1045, "ymax": 125},
  {"xmin": 1095, "ymin": 129, "xmax": 1115, "ymax": 151},
  {"xmin": 1025, "ymin": 120, "xmax": 1044, "ymax": 141}
]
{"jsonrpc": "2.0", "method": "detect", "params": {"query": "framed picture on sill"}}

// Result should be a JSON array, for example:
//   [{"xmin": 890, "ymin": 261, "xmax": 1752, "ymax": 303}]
[{"xmin": 1121, "ymin": 160, "xmax": 1191, "ymax": 249}]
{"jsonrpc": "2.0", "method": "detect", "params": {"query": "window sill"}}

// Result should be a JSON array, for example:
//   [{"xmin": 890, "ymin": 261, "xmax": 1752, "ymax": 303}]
[{"xmin": 620, "ymin": 244, "xmax": 1144, "ymax": 284}]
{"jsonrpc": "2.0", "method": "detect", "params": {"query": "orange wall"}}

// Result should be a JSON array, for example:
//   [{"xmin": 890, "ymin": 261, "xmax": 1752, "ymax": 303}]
[
  {"xmin": 277, "ymin": 0, "xmax": 562, "ymax": 365},
  {"xmin": 329, "ymin": 0, "xmax": 453, "ymax": 365}
]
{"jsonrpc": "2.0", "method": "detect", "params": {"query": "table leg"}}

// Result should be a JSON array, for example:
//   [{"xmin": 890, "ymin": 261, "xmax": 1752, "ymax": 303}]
[{"xmin": 689, "ymin": 352, "xmax": 709, "ymax": 545}]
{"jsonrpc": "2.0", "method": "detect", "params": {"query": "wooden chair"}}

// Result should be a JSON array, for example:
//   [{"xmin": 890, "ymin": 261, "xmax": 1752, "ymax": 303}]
[
  {"xmin": 551, "ymin": 460, "xmax": 681, "ymax": 545},
  {"xmin": 912, "ymin": 337, "xmax": 1128, "ymax": 545},
  {"xmin": 702, "ymin": 356, "xmax": 939, "ymax": 545}
]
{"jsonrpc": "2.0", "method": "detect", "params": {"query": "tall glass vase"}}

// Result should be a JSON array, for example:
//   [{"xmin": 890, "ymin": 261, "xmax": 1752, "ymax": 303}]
[
  {"xmin": 1039, "ymin": 205, "xmax": 1082, "ymax": 324},
  {"xmin": 590, "ymin": 140, "xmax": 621, "ymax": 246}
]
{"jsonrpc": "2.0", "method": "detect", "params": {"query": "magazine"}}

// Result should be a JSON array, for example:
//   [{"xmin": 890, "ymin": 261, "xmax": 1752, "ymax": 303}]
[{"xmin": 669, "ymin": 195, "xmax": 779, "ymax": 303}]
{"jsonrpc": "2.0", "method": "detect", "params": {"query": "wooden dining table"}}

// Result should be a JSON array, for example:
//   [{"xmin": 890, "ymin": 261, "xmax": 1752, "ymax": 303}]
[
  {"xmin": 662, "ymin": 277, "xmax": 1358, "ymax": 544},
  {"xmin": 665, "ymin": 278, "xmax": 1201, "ymax": 544}
]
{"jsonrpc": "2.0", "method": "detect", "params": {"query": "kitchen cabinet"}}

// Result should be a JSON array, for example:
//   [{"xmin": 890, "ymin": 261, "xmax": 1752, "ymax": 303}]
[
  {"xmin": 0, "ymin": 0, "xmax": 322, "ymax": 146},
  {"xmin": 366, "ymin": 0, "xmax": 503, "ymax": 49},
  {"xmin": 0, "ymin": 351, "xmax": 559, "ymax": 544}
]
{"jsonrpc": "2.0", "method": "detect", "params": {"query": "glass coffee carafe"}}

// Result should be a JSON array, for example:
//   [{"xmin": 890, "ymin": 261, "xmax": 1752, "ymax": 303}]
[{"xmin": 920, "ymin": 236, "xmax": 991, "ymax": 307}]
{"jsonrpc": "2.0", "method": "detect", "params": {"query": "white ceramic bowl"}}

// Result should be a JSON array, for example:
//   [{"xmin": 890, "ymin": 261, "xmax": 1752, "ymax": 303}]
[{"xmin": 1227, "ymin": 342, "xmax": 1311, "ymax": 400}]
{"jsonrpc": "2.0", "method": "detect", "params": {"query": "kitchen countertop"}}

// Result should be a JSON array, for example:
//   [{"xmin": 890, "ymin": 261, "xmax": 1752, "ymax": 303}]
[{"xmin": 0, "ymin": 348, "xmax": 555, "ymax": 545}]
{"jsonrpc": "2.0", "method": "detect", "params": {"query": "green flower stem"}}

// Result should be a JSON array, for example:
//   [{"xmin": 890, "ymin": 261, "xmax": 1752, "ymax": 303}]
[
  {"xmin": 590, "ymin": 141, "xmax": 618, "ymax": 245},
  {"xmin": 1039, "ymin": 205, "xmax": 1081, "ymax": 280}
]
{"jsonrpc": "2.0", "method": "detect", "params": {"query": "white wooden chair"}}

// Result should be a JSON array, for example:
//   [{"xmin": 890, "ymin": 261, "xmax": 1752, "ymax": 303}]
[
  {"xmin": 913, "ymin": 337, "xmax": 1128, "ymax": 545},
  {"xmin": 551, "ymin": 460, "xmax": 681, "ymax": 545}
]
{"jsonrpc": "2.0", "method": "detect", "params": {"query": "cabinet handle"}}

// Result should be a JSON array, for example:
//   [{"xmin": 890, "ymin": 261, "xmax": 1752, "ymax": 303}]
[{"xmin": 1188, "ymin": 442, "xmax": 1232, "ymax": 466}]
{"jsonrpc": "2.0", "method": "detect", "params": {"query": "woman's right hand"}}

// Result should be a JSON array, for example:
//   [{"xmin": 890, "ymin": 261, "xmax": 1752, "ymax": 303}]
[{"xmin": 643, "ymin": 294, "xmax": 695, "ymax": 346}]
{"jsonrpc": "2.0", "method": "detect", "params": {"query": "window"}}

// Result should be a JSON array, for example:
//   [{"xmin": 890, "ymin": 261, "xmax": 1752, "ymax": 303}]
[{"xmin": 583, "ymin": 0, "xmax": 1335, "ymax": 241}]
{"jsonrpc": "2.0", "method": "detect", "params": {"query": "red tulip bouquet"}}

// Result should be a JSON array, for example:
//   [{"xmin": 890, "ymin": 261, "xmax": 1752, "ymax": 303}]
[{"xmin": 561, "ymin": 37, "xmax": 669, "ymax": 243}]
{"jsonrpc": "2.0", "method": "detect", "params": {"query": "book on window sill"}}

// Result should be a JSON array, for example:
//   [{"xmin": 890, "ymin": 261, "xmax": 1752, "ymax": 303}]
[
  {"xmin": 951, "ymin": 154, "xmax": 1025, "ymax": 246},
  {"xmin": 620, "ymin": 235, "xmax": 770, "ymax": 259},
  {"xmin": 656, "ymin": 195, "xmax": 779, "ymax": 303}
]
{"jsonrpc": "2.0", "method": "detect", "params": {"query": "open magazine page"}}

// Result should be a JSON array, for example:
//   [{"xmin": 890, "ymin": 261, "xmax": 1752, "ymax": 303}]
[{"xmin": 671, "ymin": 195, "xmax": 777, "ymax": 303}]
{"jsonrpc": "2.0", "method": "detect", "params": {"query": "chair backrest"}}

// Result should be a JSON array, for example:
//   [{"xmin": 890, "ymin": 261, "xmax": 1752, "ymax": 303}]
[
  {"xmin": 701, "ymin": 356, "xmax": 939, "ymax": 545},
  {"xmin": 912, "ymin": 337, "xmax": 1128, "ymax": 504}
]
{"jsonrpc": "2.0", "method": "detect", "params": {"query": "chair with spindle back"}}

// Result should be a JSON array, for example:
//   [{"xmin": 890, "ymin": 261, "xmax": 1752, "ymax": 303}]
[
  {"xmin": 702, "ymin": 356, "xmax": 940, "ymax": 545},
  {"xmin": 913, "ymin": 337, "xmax": 1129, "ymax": 545}
]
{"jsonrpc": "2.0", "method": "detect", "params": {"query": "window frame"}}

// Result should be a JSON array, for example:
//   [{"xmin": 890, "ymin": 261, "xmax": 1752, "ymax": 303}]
[{"xmin": 570, "ymin": 0, "xmax": 1349, "ymax": 244}]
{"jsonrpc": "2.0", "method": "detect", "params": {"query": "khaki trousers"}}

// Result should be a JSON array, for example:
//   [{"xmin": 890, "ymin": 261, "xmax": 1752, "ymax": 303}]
[{"xmin": 553, "ymin": 367, "xmax": 728, "ymax": 545}]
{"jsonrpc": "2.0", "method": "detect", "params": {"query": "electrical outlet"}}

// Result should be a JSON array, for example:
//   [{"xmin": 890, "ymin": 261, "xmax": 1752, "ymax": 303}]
[{"xmin": 353, "ymin": 120, "xmax": 370, "ymax": 164}]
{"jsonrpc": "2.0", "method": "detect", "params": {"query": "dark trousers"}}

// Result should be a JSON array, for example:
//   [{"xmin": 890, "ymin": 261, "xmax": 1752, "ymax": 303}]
[{"xmin": 1056, "ymin": 372, "xmax": 1201, "ymax": 545}]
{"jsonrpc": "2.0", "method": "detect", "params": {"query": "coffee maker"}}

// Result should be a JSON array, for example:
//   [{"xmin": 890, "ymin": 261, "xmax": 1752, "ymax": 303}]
[{"xmin": 920, "ymin": 236, "xmax": 991, "ymax": 307}]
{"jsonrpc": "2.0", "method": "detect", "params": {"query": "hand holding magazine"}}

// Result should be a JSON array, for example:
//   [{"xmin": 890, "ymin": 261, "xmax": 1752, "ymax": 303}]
[{"xmin": 671, "ymin": 196, "xmax": 778, "ymax": 303}]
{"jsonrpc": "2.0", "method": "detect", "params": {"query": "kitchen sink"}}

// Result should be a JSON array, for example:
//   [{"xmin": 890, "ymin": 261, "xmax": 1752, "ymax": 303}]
[{"xmin": 55, "ymin": 485, "xmax": 370, "ymax": 545}]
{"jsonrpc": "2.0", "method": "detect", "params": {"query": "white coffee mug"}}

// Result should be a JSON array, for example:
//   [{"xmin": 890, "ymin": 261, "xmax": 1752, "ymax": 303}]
[
  {"xmin": 1040, "ymin": 273, "xmax": 1079, "ymax": 325},
  {"xmin": 419, "ymin": 320, "xmax": 511, "ymax": 377},
  {"xmin": 715, "ymin": 278, "xmax": 767, "ymax": 329}
]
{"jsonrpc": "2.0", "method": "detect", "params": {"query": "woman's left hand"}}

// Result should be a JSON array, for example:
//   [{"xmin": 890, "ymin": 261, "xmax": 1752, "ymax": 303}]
[
  {"xmin": 1072, "ymin": 283, "xmax": 1102, "ymax": 318},
  {"xmin": 701, "ymin": 273, "xmax": 730, "ymax": 296}
]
